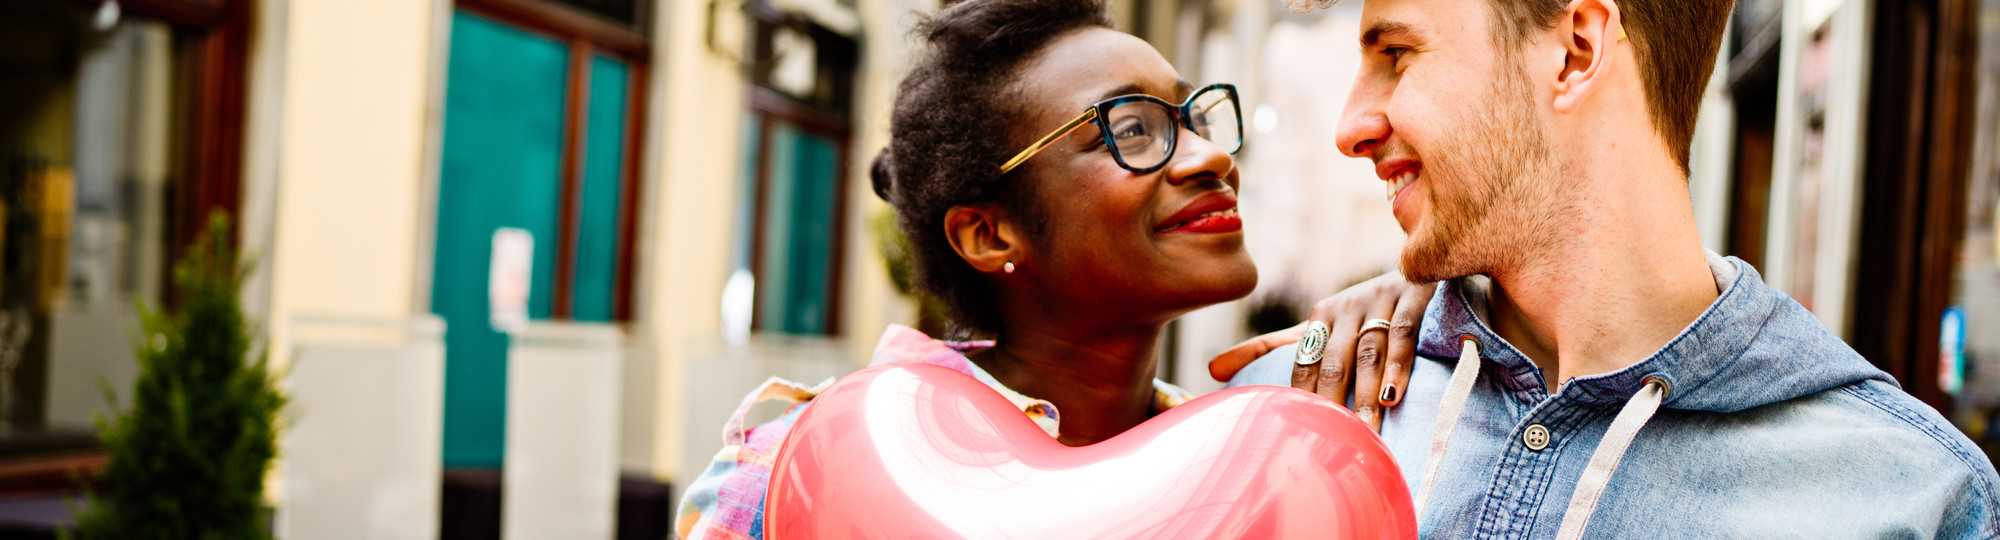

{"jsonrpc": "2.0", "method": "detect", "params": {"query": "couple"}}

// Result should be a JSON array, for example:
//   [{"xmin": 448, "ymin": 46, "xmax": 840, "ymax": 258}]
[{"xmin": 679, "ymin": 0, "xmax": 2000, "ymax": 538}]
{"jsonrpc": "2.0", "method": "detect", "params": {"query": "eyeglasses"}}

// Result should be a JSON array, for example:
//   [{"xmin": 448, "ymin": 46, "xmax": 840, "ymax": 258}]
[{"xmin": 999, "ymin": 83, "xmax": 1243, "ymax": 175}]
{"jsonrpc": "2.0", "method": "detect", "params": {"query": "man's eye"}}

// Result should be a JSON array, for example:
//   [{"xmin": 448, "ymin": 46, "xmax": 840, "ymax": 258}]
[{"xmin": 1382, "ymin": 46, "xmax": 1409, "ymax": 65}]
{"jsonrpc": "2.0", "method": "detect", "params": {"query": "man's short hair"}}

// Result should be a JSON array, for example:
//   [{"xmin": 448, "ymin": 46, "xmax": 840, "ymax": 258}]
[{"xmin": 1494, "ymin": 0, "xmax": 1735, "ymax": 172}]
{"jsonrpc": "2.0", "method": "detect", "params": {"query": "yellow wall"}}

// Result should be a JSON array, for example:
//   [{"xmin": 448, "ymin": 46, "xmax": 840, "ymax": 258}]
[
  {"xmin": 266, "ymin": 0, "xmax": 436, "ymax": 358},
  {"xmin": 253, "ymin": 0, "xmax": 911, "ymax": 483},
  {"xmin": 643, "ymin": 0, "xmax": 751, "ymax": 480},
  {"xmin": 642, "ymin": 0, "xmax": 918, "ymax": 481},
  {"xmin": 839, "ymin": 0, "xmax": 923, "ymax": 378}
]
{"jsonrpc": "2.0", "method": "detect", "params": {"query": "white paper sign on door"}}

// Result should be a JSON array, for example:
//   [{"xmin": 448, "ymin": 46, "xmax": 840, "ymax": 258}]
[{"xmin": 490, "ymin": 228, "xmax": 533, "ymax": 333}]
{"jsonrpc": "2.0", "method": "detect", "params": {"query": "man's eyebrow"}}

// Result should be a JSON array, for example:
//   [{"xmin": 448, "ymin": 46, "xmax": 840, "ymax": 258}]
[{"xmin": 1361, "ymin": 20, "xmax": 1418, "ymax": 48}]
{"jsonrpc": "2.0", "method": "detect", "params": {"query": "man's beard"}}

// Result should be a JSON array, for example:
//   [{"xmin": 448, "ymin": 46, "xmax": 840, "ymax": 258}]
[{"xmin": 1398, "ymin": 58, "xmax": 1565, "ymax": 284}]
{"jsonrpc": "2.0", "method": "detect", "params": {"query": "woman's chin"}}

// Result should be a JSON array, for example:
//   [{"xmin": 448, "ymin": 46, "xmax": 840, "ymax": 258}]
[{"xmin": 1176, "ymin": 259, "xmax": 1260, "ymax": 305}]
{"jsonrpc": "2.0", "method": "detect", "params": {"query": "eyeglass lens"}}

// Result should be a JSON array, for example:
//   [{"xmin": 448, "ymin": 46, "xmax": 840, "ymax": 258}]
[
  {"xmin": 1192, "ymin": 88, "xmax": 1243, "ymax": 155},
  {"xmin": 1104, "ymin": 87, "xmax": 1241, "ymax": 171}
]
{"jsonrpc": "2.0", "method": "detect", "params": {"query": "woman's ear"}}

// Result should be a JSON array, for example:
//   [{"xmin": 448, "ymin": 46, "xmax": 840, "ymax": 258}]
[{"xmin": 944, "ymin": 205, "xmax": 1027, "ymax": 274}]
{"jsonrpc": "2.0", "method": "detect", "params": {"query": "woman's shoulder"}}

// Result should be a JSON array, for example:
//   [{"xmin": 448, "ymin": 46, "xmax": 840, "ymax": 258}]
[
  {"xmin": 675, "ymin": 376, "xmax": 825, "ymax": 540},
  {"xmin": 678, "ymin": 325, "xmax": 982, "ymax": 539}
]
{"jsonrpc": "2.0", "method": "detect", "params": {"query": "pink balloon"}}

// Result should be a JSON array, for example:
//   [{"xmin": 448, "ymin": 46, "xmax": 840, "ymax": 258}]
[{"xmin": 765, "ymin": 363, "xmax": 1417, "ymax": 539}]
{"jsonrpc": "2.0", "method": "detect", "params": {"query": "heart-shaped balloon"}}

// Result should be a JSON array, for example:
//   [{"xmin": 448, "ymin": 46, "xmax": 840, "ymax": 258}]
[{"xmin": 765, "ymin": 363, "xmax": 1416, "ymax": 539}]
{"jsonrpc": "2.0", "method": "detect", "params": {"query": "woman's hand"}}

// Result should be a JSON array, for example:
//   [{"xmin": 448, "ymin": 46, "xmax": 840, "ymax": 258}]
[{"xmin": 1209, "ymin": 272, "xmax": 1436, "ymax": 431}]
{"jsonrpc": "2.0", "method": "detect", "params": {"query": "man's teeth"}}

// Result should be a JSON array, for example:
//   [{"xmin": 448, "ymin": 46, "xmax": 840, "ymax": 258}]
[{"xmin": 1386, "ymin": 171, "xmax": 1418, "ymax": 201}]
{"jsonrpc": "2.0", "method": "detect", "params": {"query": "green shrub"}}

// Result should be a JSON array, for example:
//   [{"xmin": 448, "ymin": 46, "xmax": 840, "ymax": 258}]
[{"xmin": 69, "ymin": 212, "xmax": 286, "ymax": 540}]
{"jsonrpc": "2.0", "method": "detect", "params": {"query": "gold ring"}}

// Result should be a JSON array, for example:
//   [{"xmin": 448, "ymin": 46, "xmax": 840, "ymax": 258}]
[
  {"xmin": 1360, "ymin": 318, "xmax": 1393, "ymax": 337},
  {"xmin": 1295, "ymin": 321, "xmax": 1329, "ymax": 366}
]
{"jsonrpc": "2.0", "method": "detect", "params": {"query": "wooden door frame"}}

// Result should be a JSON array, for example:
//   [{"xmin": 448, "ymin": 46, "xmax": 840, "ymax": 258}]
[{"xmin": 1850, "ymin": 0, "xmax": 1981, "ymax": 413}]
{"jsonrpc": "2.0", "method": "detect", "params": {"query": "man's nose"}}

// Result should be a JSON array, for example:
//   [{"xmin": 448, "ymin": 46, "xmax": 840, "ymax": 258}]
[{"xmin": 1335, "ymin": 92, "xmax": 1389, "ymax": 159}]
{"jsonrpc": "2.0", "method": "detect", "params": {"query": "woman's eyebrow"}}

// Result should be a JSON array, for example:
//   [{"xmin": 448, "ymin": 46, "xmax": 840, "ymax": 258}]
[
  {"xmin": 1094, "ymin": 80, "xmax": 1197, "ymax": 103},
  {"xmin": 1095, "ymin": 83, "xmax": 1147, "ymax": 102}
]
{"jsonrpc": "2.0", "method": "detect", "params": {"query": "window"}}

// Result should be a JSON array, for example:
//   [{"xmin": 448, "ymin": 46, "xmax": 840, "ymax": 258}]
[
  {"xmin": 731, "ymin": 7, "xmax": 859, "ymax": 336},
  {"xmin": 0, "ymin": 0, "xmax": 249, "ymax": 432}
]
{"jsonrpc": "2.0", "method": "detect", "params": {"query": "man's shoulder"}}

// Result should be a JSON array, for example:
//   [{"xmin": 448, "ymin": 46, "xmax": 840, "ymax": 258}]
[
  {"xmin": 1658, "ymin": 376, "xmax": 1988, "ymax": 477},
  {"xmin": 1813, "ymin": 380, "xmax": 1998, "ymax": 479},
  {"xmin": 1621, "ymin": 380, "xmax": 2000, "ymax": 536}
]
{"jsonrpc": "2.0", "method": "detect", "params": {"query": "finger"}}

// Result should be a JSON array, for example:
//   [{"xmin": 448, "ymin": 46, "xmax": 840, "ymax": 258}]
[
  {"xmin": 1290, "ymin": 320, "xmax": 1328, "ymax": 393},
  {"xmin": 1290, "ymin": 300, "xmax": 1340, "ymax": 396},
  {"xmin": 1209, "ymin": 323, "xmax": 1306, "ymax": 381},
  {"xmin": 1318, "ymin": 302, "xmax": 1365, "ymax": 406},
  {"xmin": 1352, "ymin": 300, "xmax": 1396, "ymax": 432},
  {"xmin": 1378, "ymin": 280, "xmax": 1437, "ymax": 408},
  {"xmin": 1292, "ymin": 358, "xmax": 1317, "ymax": 393}
]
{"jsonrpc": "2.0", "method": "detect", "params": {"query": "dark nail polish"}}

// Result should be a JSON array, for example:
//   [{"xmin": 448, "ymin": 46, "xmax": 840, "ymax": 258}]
[{"xmin": 1379, "ymin": 384, "xmax": 1399, "ymax": 403}]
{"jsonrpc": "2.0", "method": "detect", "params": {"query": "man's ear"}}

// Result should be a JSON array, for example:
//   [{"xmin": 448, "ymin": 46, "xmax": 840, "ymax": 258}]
[
  {"xmin": 1550, "ymin": 0, "xmax": 1621, "ymax": 113},
  {"xmin": 943, "ymin": 205, "xmax": 1027, "ymax": 275}
]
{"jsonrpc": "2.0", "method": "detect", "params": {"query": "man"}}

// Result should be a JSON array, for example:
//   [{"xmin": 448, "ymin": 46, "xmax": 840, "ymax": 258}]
[{"xmin": 1224, "ymin": 0, "xmax": 2000, "ymax": 537}]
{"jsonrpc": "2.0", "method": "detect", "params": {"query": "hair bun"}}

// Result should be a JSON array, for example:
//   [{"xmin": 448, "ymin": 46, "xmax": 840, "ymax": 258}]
[{"xmin": 869, "ymin": 149, "xmax": 895, "ymax": 201}]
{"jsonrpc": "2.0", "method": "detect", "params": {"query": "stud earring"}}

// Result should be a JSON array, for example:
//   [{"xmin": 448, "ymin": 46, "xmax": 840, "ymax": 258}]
[{"xmin": 1003, "ymin": 261, "xmax": 1016, "ymax": 274}]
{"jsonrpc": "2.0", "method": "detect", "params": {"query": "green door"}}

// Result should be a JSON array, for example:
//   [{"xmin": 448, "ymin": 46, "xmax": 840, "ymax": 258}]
[
  {"xmin": 432, "ymin": 10, "xmax": 569, "ymax": 468},
  {"xmin": 432, "ymin": 9, "xmax": 636, "ymax": 468}
]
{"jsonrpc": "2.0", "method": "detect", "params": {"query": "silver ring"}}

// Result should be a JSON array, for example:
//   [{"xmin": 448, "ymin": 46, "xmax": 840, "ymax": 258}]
[
  {"xmin": 1360, "ymin": 318, "xmax": 1393, "ymax": 337},
  {"xmin": 1295, "ymin": 321, "xmax": 1329, "ymax": 366}
]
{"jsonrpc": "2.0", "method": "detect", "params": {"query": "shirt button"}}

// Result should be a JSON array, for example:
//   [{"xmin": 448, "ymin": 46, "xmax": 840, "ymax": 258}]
[{"xmin": 1523, "ymin": 424, "xmax": 1551, "ymax": 451}]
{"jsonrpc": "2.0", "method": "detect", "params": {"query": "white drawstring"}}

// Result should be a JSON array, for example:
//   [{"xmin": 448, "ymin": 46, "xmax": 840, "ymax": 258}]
[
  {"xmin": 1554, "ymin": 377, "xmax": 1668, "ymax": 540},
  {"xmin": 1414, "ymin": 337, "xmax": 1669, "ymax": 539},
  {"xmin": 1414, "ymin": 337, "xmax": 1483, "ymax": 514}
]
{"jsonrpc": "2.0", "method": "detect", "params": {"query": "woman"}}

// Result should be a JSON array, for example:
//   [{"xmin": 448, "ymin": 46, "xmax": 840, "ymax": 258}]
[{"xmin": 675, "ymin": 0, "xmax": 1408, "ymax": 537}]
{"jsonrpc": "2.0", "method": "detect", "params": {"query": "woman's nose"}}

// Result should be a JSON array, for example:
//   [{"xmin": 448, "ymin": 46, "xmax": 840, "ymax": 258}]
[{"xmin": 1164, "ymin": 127, "xmax": 1235, "ymax": 186}]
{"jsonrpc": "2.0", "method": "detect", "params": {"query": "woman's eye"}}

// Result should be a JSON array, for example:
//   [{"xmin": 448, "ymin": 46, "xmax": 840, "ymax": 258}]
[{"xmin": 1113, "ymin": 119, "xmax": 1150, "ymax": 140}]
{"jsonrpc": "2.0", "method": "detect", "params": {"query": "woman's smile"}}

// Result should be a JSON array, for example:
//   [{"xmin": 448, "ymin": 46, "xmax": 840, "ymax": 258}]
[{"xmin": 1154, "ymin": 191, "xmax": 1242, "ymax": 235}]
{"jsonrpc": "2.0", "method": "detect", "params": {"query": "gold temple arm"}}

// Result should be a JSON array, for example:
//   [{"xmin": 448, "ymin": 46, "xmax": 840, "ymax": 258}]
[{"xmin": 999, "ymin": 108, "xmax": 1098, "ymax": 174}]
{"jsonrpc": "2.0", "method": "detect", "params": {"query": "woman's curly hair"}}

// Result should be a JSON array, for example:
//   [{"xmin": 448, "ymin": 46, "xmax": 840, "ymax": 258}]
[{"xmin": 871, "ymin": 0, "xmax": 1113, "ymax": 338}]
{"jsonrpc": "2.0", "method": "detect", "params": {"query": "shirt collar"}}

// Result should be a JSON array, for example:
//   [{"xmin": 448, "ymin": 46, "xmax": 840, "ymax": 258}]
[
  {"xmin": 870, "ymin": 325, "xmax": 1193, "ymax": 438},
  {"xmin": 1413, "ymin": 250, "xmax": 1883, "ymax": 412}
]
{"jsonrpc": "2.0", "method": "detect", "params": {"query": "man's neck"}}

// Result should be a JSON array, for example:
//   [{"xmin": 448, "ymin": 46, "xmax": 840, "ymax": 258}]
[
  {"xmin": 1483, "ymin": 170, "xmax": 1719, "ymax": 392},
  {"xmin": 969, "ymin": 312, "xmax": 1164, "ymax": 447}
]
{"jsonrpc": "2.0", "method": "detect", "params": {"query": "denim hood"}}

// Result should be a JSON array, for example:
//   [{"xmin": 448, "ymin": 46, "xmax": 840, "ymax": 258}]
[{"xmin": 1415, "ymin": 251, "xmax": 1894, "ymax": 414}]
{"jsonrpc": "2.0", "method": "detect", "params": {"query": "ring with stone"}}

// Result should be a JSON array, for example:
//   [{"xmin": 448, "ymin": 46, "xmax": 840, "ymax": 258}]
[{"xmin": 1295, "ymin": 321, "xmax": 1330, "ymax": 366}]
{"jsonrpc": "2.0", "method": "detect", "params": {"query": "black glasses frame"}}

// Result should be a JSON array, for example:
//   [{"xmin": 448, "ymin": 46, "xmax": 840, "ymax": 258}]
[{"xmin": 998, "ymin": 83, "xmax": 1243, "ymax": 175}]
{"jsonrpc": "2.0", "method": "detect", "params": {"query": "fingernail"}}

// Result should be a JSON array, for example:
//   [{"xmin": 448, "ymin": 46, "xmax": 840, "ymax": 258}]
[{"xmin": 1379, "ymin": 384, "xmax": 1399, "ymax": 403}]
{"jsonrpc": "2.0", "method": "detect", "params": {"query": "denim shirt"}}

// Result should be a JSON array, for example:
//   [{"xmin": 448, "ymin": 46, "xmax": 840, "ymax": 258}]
[{"xmin": 1232, "ymin": 253, "xmax": 2000, "ymax": 538}]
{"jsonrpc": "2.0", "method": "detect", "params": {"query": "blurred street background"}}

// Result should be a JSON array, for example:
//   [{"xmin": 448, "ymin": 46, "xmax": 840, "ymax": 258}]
[{"xmin": 1, "ymin": 0, "xmax": 1997, "ymax": 537}]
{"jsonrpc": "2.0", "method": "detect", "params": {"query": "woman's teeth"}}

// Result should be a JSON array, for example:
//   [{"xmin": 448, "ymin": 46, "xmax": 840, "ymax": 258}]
[
  {"xmin": 1387, "ymin": 171, "xmax": 1418, "ymax": 202},
  {"xmin": 1159, "ymin": 207, "xmax": 1238, "ymax": 232},
  {"xmin": 1195, "ymin": 208, "xmax": 1238, "ymax": 220}
]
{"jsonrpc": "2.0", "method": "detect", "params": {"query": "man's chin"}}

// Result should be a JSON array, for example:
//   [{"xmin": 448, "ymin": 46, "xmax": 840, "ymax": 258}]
[{"xmin": 1398, "ymin": 239, "xmax": 1472, "ymax": 284}]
